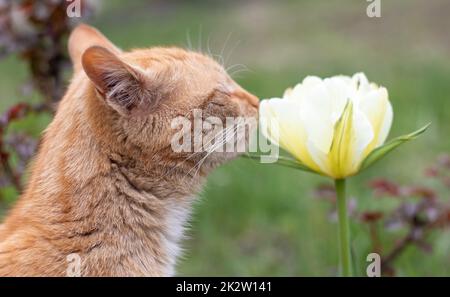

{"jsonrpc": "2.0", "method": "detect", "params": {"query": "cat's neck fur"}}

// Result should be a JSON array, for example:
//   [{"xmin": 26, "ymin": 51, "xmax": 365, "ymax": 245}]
[{"xmin": 0, "ymin": 76, "xmax": 203, "ymax": 276}]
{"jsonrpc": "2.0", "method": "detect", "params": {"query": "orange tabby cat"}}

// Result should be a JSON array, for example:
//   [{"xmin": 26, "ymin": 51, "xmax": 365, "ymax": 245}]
[{"xmin": 0, "ymin": 24, "xmax": 258, "ymax": 276}]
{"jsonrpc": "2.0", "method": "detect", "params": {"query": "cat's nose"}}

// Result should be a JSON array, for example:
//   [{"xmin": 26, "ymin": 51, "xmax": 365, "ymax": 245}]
[{"xmin": 233, "ymin": 89, "xmax": 259, "ymax": 108}]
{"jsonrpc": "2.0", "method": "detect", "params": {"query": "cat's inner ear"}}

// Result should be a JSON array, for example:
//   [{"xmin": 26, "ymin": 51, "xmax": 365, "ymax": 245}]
[
  {"xmin": 68, "ymin": 24, "xmax": 121, "ymax": 73},
  {"xmin": 82, "ymin": 46, "xmax": 148, "ymax": 116}
]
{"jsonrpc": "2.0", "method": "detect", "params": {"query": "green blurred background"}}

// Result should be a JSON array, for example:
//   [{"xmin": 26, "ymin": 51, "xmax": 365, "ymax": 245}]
[{"xmin": 1, "ymin": 0, "xmax": 449, "ymax": 276}]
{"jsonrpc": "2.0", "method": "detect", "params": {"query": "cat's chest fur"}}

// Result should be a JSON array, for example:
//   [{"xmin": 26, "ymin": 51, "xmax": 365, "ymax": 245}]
[
  {"xmin": 72, "ymin": 156, "xmax": 200, "ymax": 276},
  {"xmin": 160, "ymin": 201, "xmax": 192, "ymax": 276},
  {"xmin": 104, "ymin": 191, "xmax": 194, "ymax": 277}
]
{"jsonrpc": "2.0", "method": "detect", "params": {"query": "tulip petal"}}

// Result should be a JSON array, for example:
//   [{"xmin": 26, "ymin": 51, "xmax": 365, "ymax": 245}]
[
  {"xmin": 326, "ymin": 101, "xmax": 373, "ymax": 178},
  {"xmin": 352, "ymin": 108, "xmax": 375, "ymax": 170},
  {"xmin": 324, "ymin": 76, "xmax": 352, "ymax": 123},
  {"xmin": 374, "ymin": 89, "xmax": 393, "ymax": 146},
  {"xmin": 359, "ymin": 87, "xmax": 393, "ymax": 157},
  {"xmin": 352, "ymin": 73, "xmax": 370, "ymax": 92},
  {"xmin": 328, "ymin": 101, "xmax": 355, "ymax": 178},
  {"xmin": 289, "ymin": 76, "xmax": 323, "ymax": 101},
  {"xmin": 259, "ymin": 99, "xmax": 322, "ymax": 173},
  {"xmin": 299, "ymin": 83, "xmax": 335, "ymax": 154},
  {"xmin": 306, "ymin": 140, "xmax": 333, "ymax": 176}
]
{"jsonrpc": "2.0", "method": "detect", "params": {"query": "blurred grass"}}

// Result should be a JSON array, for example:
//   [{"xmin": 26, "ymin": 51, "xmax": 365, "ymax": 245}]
[{"xmin": 1, "ymin": 0, "xmax": 449, "ymax": 276}]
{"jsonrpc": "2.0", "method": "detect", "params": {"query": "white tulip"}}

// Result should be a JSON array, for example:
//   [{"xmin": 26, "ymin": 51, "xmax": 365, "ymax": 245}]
[{"xmin": 259, "ymin": 73, "xmax": 393, "ymax": 178}]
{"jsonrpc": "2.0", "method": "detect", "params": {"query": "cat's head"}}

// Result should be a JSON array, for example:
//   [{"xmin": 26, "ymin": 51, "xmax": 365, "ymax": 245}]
[{"xmin": 69, "ymin": 24, "xmax": 258, "ymax": 174}]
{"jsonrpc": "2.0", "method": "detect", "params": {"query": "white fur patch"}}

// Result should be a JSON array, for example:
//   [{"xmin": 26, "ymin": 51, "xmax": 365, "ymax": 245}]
[{"xmin": 160, "ymin": 200, "xmax": 192, "ymax": 276}]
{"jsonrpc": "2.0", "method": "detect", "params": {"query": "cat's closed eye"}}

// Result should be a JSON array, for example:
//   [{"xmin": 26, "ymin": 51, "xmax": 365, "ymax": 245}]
[
  {"xmin": 208, "ymin": 101, "xmax": 225, "ymax": 107},
  {"xmin": 205, "ymin": 89, "xmax": 230, "ymax": 108}
]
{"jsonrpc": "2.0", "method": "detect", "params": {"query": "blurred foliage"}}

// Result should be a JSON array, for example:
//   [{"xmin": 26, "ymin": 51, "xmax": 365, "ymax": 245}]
[
  {"xmin": 0, "ymin": 0, "xmax": 93, "ymax": 101},
  {"xmin": 0, "ymin": 0, "xmax": 93, "ymax": 203}
]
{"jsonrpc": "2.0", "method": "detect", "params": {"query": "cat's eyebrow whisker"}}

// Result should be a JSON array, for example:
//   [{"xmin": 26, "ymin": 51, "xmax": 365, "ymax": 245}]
[
  {"xmin": 225, "ymin": 63, "xmax": 245, "ymax": 73},
  {"xmin": 212, "ymin": 54, "xmax": 225, "ymax": 66},
  {"xmin": 220, "ymin": 32, "xmax": 233, "ymax": 67},
  {"xmin": 197, "ymin": 25, "xmax": 203, "ymax": 53},
  {"xmin": 224, "ymin": 39, "xmax": 241, "ymax": 69},
  {"xmin": 230, "ymin": 68, "xmax": 252, "ymax": 79},
  {"xmin": 206, "ymin": 34, "xmax": 213, "ymax": 58},
  {"xmin": 185, "ymin": 29, "xmax": 193, "ymax": 50},
  {"xmin": 226, "ymin": 64, "xmax": 250, "ymax": 77}
]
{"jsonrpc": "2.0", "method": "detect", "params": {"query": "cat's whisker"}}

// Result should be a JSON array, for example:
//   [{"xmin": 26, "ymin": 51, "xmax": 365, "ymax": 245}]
[
  {"xmin": 195, "ymin": 125, "xmax": 244, "ymax": 176},
  {"xmin": 162, "ymin": 123, "xmax": 235, "ymax": 180},
  {"xmin": 189, "ymin": 122, "xmax": 246, "ymax": 178},
  {"xmin": 187, "ymin": 126, "xmax": 235, "ymax": 177},
  {"xmin": 163, "ymin": 151, "xmax": 204, "ymax": 180}
]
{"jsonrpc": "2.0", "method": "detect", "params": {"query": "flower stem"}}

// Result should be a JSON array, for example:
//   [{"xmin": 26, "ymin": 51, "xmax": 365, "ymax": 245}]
[{"xmin": 335, "ymin": 178, "xmax": 353, "ymax": 277}]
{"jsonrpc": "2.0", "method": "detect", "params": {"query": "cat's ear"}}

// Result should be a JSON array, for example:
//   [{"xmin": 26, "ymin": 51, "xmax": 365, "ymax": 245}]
[
  {"xmin": 82, "ymin": 46, "xmax": 149, "ymax": 116},
  {"xmin": 69, "ymin": 24, "xmax": 121, "ymax": 73}
]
